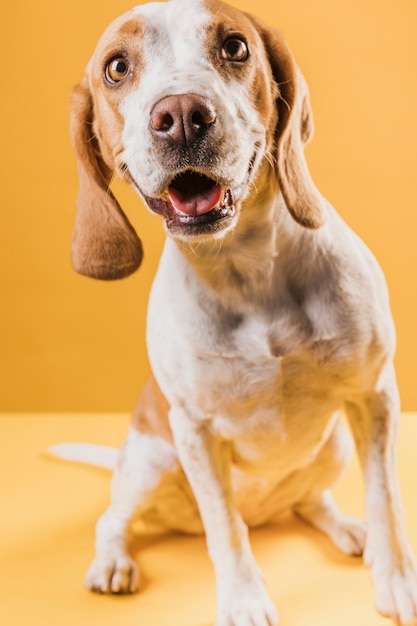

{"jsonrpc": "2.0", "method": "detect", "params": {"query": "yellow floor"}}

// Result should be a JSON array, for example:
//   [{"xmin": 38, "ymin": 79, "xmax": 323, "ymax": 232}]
[{"xmin": 1, "ymin": 412, "xmax": 417, "ymax": 626}]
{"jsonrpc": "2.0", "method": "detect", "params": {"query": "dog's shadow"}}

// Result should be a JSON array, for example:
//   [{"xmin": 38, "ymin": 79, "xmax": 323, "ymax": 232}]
[
  {"xmin": 129, "ymin": 510, "xmax": 363, "ymax": 592},
  {"xmin": 132, "ymin": 510, "xmax": 363, "ymax": 563}
]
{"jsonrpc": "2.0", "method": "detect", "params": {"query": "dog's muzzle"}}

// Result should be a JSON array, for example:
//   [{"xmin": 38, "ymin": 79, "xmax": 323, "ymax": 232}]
[{"xmin": 130, "ymin": 93, "xmax": 239, "ymax": 238}]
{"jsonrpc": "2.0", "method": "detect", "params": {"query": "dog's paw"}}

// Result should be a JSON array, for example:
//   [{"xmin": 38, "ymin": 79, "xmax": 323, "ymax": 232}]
[
  {"xmin": 84, "ymin": 554, "xmax": 140, "ymax": 594},
  {"xmin": 216, "ymin": 577, "xmax": 278, "ymax": 626},
  {"xmin": 294, "ymin": 491, "xmax": 367, "ymax": 557},
  {"xmin": 367, "ymin": 552, "xmax": 417, "ymax": 625},
  {"xmin": 327, "ymin": 515, "xmax": 367, "ymax": 556}
]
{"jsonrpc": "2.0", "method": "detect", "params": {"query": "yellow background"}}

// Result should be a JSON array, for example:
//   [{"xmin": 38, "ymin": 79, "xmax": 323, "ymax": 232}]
[{"xmin": 1, "ymin": 0, "xmax": 417, "ymax": 411}]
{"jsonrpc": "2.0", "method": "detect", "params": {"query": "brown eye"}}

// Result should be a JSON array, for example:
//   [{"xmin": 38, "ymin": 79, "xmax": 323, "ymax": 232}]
[
  {"xmin": 105, "ymin": 57, "xmax": 130, "ymax": 84},
  {"xmin": 221, "ymin": 37, "xmax": 249, "ymax": 62}
]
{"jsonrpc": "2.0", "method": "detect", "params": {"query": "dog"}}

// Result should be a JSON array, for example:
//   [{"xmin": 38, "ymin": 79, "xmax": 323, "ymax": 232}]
[{"xmin": 56, "ymin": 0, "xmax": 417, "ymax": 623}]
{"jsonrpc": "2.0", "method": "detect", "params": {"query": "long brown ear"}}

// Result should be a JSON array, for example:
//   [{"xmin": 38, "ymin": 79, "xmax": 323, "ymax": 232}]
[
  {"xmin": 69, "ymin": 75, "xmax": 143, "ymax": 280},
  {"xmin": 256, "ymin": 23, "xmax": 326, "ymax": 229}
]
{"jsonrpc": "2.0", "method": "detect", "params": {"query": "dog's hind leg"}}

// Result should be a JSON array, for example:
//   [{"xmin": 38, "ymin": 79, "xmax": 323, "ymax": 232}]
[
  {"xmin": 85, "ymin": 426, "xmax": 178, "ymax": 594},
  {"xmin": 292, "ymin": 416, "xmax": 367, "ymax": 556}
]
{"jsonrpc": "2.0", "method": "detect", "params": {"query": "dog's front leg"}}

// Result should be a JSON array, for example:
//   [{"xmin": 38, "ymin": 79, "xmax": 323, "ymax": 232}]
[
  {"xmin": 170, "ymin": 407, "xmax": 278, "ymax": 626},
  {"xmin": 345, "ymin": 363, "xmax": 417, "ymax": 626}
]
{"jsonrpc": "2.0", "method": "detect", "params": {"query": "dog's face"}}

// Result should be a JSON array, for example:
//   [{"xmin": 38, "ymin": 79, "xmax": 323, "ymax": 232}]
[
  {"xmin": 106, "ymin": 0, "xmax": 278, "ymax": 240},
  {"xmin": 70, "ymin": 0, "xmax": 325, "ymax": 279}
]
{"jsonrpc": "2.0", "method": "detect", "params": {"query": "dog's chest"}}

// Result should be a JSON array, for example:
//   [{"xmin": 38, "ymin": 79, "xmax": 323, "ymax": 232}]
[
  {"xmin": 196, "ymin": 314, "xmax": 283, "ymax": 402},
  {"xmin": 150, "ymin": 289, "xmax": 344, "ymax": 427},
  {"xmin": 194, "ymin": 313, "xmax": 342, "ymax": 420},
  {"xmin": 147, "ymin": 243, "xmax": 372, "ymax": 440}
]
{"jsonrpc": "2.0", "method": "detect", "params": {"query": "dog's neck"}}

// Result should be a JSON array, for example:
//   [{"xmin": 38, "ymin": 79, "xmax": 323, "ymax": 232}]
[{"xmin": 171, "ymin": 163, "xmax": 321, "ymax": 311}]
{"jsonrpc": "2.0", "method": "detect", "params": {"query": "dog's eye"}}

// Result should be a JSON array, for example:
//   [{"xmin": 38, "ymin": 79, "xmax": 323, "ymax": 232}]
[
  {"xmin": 221, "ymin": 37, "xmax": 249, "ymax": 62},
  {"xmin": 105, "ymin": 57, "xmax": 130, "ymax": 84}
]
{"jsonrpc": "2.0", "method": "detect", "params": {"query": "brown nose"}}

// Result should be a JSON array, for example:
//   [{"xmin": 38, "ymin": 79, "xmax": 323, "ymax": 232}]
[{"xmin": 150, "ymin": 94, "xmax": 216, "ymax": 147}]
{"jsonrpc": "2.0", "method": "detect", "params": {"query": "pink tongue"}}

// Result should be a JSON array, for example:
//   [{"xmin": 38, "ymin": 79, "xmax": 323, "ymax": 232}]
[{"xmin": 168, "ymin": 183, "xmax": 222, "ymax": 216}]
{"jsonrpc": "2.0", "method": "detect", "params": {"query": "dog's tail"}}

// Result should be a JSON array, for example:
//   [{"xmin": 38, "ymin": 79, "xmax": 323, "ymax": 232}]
[{"xmin": 47, "ymin": 443, "xmax": 117, "ymax": 470}]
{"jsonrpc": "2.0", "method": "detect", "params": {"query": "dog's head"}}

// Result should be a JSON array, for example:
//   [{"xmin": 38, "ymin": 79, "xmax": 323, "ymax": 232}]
[{"xmin": 70, "ymin": 0, "xmax": 325, "ymax": 279}]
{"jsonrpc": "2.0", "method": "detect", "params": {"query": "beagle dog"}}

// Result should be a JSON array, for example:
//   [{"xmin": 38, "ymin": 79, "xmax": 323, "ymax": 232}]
[{"xmin": 59, "ymin": 0, "xmax": 417, "ymax": 623}]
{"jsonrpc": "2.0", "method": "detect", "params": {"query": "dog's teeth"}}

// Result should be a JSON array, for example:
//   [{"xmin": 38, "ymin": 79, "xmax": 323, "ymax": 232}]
[{"xmin": 224, "ymin": 189, "xmax": 233, "ymax": 208}]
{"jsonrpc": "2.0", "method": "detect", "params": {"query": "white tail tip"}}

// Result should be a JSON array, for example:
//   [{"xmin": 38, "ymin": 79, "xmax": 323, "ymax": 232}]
[{"xmin": 47, "ymin": 443, "xmax": 118, "ymax": 470}]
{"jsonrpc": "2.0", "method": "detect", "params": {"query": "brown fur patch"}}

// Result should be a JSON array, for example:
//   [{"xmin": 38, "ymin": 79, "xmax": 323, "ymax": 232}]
[{"xmin": 131, "ymin": 376, "xmax": 174, "ymax": 444}]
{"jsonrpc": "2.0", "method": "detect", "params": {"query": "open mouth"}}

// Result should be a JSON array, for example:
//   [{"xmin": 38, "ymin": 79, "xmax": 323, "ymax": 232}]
[
  {"xmin": 168, "ymin": 171, "xmax": 224, "ymax": 218},
  {"xmin": 166, "ymin": 171, "xmax": 235, "ymax": 227},
  {"xmin": 140, "ymin": 170, "xmax": 236, "ymax": 232}
]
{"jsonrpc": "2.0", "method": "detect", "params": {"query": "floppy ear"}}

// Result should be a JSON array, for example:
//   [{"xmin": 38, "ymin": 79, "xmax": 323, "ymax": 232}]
[
  {"xmin": 257, "ymin": 24, "xmax": 326, "ymax": 229},
  {"xmin": 70, "ymin": 74, "xmax": 143, "ymax": 280}
]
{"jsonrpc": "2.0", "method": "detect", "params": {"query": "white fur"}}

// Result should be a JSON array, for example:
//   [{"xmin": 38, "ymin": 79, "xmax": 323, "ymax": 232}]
[{"xmin": 48, "ymin": 443, "xmax": 118, "ymax": 470}]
